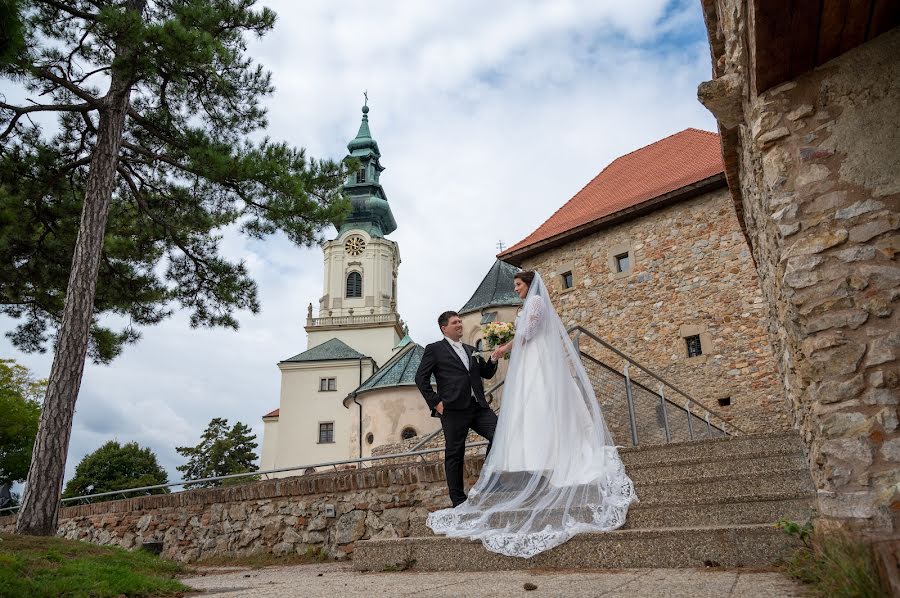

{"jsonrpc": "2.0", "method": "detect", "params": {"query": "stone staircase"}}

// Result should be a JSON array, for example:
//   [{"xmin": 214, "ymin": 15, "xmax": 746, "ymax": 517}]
[{"xmin": 352, "ymin": 431, "xmax": 814, "ymax": 571}]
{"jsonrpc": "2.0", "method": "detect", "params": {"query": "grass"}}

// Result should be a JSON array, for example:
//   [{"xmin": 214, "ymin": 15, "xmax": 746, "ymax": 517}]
[
  {"xmin": 0, "ymin": 533, "xmax": 191, "ymax": 598},
  {"xmin": 196, "ymin": 546, "xmax": 330, "ymax": 569},
  {"xmin": 776, "ymin": 519, "xmax": 890, "ymax": 598}
]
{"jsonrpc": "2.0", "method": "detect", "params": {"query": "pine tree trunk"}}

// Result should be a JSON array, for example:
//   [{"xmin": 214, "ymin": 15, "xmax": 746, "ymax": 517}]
[{"xmin": 15, "ymin": 2, "xmax": 145, "ymax": 534}]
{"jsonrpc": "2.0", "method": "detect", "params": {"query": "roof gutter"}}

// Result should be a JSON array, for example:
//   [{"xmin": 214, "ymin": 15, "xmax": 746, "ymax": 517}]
[{"xmin": 499, "ymin": 173, "xmax": 726, "ymax": 266}]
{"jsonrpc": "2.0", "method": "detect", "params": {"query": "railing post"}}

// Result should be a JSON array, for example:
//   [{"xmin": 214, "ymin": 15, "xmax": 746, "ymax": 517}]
[
  {"xmin": 623, "ymin": 364, "xmax": 639, "ymax": 446},
  {"xmin": 685, "ymin": 400, "xmax": 694, "ymax": 440},
  {"xmin": 705, "ymin": 412, "xmax": 712, "ymax": 437},
  {"xmin": 572, "ymin": 328, "xmax": 582, "ymax": 352},
  {"xmin": 658, "ymin": 385, "xmax": 671, "ymax": 443}
]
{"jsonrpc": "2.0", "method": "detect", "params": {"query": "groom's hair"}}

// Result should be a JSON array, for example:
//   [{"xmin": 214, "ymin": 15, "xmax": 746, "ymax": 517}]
[{"xmin": 437, "ymin": 311, "xmax": 460, "ymax": 329}]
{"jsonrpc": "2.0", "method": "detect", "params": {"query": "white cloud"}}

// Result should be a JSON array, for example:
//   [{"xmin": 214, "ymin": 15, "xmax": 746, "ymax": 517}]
[{"xmin": 1, "ymin": 0, "xmax": 716, "ymax": 487}]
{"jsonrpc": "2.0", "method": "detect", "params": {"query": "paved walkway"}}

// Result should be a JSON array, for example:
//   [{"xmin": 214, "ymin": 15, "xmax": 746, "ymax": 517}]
[{"xmin": 183, "ymin": 562, "xmax": 809, "ymax": 597}]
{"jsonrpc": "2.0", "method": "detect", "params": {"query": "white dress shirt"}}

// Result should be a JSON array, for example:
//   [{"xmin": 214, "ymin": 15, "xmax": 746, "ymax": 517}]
[{"xmin": 444, "ymin": 336, "xmax": 470, "ymax": 370}]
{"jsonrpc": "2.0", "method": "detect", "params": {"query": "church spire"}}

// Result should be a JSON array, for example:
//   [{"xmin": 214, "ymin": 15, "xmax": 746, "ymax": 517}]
[{"xmin": 339, "ymin": 101, "xmax": 397, "ymax": 237}]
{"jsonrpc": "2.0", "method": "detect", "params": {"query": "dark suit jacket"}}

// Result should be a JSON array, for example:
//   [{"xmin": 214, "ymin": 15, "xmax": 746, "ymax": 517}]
[{"xmin": 415, "ymin": 339, "xmax": 499, "ymax": 417}]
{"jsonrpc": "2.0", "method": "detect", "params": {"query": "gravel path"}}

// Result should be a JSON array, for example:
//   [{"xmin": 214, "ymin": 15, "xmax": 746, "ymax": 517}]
[{"xmin": 182, "ymin": 562, "xmax": 809, "ymax": 597}]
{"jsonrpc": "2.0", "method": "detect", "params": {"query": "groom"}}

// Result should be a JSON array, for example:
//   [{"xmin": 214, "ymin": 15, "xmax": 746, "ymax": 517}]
[{"xmin": 415, "ymin": 311, "xmax": 499, "ymax": 507}]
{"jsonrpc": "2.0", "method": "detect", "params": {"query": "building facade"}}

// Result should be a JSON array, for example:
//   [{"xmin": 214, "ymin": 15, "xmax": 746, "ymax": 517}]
[
  {"xmin": 261, "ymin": 105, "xmax": 405, "ymax": 475},
  {"xmin": 697, "ymin": 1, "xmax": 899, "ymax": 539},
  {"xmin": 500, "ymin": 128, "xmax": 789, "ymax": 434}
]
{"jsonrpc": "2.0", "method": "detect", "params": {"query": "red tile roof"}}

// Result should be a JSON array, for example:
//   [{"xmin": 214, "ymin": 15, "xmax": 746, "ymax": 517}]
[
  {"xmin": 500, "ymin": 128, "xmax": 724, "ymax": 259},
  {"xmin": 263, "ymin": 408, "xmax": 279, "ymax": 418}
]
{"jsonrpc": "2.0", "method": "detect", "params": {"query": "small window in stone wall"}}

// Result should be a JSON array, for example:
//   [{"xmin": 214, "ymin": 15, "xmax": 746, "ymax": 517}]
[
  {"xmin": 319, "ymin": 377, "xmax": 337, "ymax": 391},
  {"xmin": 718, "ymin": 397, "xmax": 731, "ymax": 407},
  {"xmin": 366, "ymin": 432, "xmax": 374, "ymax": 445},
  {"xmin": 562, "ymin": 271, "xmax": 574, "ymax": 289},
  {"xmin": 615, "ymin": 253, "xmax": 630, "ymax": 273},
  {"xmin": 686, "ymin": 335, "xmax": 703, "ymax": 358},
  {"xmin": 304, "ymin": 467, "xmax": 316, "ymax": 475},
  {"xmin": 401, "ymin": 427, "xmax": 417, "ymax": 440}
]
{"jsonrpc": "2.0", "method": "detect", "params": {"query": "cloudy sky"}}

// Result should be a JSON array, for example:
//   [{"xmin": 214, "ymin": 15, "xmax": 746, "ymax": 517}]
[{"xmin": 1, "ymin": 0, "xmax": 717, "ymax": 488}]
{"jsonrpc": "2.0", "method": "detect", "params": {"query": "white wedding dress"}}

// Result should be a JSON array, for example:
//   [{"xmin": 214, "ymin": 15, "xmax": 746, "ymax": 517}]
[{"xmin": 427, "ymin": 272, "xmax": 637, "ymax": 558}]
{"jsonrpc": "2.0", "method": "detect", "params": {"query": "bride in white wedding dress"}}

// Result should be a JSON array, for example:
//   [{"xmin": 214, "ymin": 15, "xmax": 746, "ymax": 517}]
[{"xmin": 426, "ymin": 270, "xmax": 637, "ymax": 558}]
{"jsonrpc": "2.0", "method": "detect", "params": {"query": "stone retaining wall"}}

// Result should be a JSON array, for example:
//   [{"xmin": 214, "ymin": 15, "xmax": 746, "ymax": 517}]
[{"xmin": 0, "ymin": 458, "xmax": 477, "ymax": 562}]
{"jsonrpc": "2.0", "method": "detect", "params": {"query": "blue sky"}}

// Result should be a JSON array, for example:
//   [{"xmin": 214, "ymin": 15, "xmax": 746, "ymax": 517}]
[{"xmin": 1, "ymin": 0, "xmax": 717, "ymax": 488}]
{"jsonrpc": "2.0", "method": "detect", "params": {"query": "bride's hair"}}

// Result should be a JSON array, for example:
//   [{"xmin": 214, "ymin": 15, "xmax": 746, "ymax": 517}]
[{"xmin": 514, "ymin": 270, "xmax": 536, "ymax": 288}]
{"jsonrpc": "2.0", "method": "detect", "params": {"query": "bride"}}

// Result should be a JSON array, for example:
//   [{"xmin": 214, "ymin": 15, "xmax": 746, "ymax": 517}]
[{"xmin": 426, "ymin": 270, "xmax": 637, "ymax": 558}]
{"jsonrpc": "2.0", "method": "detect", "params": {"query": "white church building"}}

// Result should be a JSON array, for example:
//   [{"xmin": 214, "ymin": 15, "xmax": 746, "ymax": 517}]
[{"xmin": 259, "ymin": 106, "xmax": 522, "ymax": 474}]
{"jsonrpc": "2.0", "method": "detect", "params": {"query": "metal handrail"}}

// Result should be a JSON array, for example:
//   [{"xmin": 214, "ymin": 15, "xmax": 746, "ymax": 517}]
[
  {"xmin": 0, "ymin": 441, "xmax": 491, "ymax": 516},
  {"xmin": 567, "ymin": 324, "xmax": 742, "ymax": 434},
  {"xmin": 578, "ymin": 349, "xmax": 727, "ymax": 436}
]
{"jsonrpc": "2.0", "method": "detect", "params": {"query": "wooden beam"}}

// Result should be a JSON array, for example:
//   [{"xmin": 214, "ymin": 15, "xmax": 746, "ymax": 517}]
[
  {"xmin": 789, "ymin": 0, "xmax": 823, "ymax": 78},
  {"xmin": 753, "ymin": 0, "xmax": 795, "ymax": 94},
  {"xmin": 868, "ymin": 0, "xmax": 900, "ymax": 39},
  {"xmin": 839, "ymin": 0, "xmax": 875, "ymax": 55},
  {"xmin": 818, "ymin": 0, "xmax": 851, "ymax": 65}
]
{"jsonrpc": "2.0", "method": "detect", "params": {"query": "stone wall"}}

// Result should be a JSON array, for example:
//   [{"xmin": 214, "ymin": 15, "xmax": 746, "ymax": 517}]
[
  {"xmin": 0, "ymin": 460, "xmax": 478, "ymax": 562},
  {"xmin": 699, "ymin": 3, "xmax": 899, "ymax": 534},
  {"xmin": 519, "ymin": 187, "xmax": 787, "ymax": 434}
]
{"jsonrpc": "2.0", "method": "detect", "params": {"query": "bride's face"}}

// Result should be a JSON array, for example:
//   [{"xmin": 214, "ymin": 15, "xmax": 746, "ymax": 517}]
[{"xmin": 514, "ymin": 278, "xmax": 529, "ymax": 299}]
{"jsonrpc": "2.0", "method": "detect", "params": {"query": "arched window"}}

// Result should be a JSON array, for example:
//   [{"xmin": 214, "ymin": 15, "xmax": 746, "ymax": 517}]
[
  {"xmin": 401, "ymin": 427, "xmax": 417, "ymax": 440},
  {"xmin": 346, "ymin": 271, "xmax": 362, "ymax": 298}
]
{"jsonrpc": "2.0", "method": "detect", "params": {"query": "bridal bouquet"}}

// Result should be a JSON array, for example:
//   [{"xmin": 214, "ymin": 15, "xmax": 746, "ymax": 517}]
[{"xmin": 482, "ymin": 321, "xmax": 515, "ymax": 359}]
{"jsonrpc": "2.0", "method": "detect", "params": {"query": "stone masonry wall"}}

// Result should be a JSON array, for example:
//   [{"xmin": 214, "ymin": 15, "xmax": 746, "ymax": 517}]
[
  {"xmin": 519, "ymin": 187, "xmax": 787, "ymax": 435},
  {"xmin": 700, "ymin": 3, "xmax": 899, "ymax": 534},
  {"xmin": 0, "ymin": 460, "xmax": 479, "ymax": 562}
]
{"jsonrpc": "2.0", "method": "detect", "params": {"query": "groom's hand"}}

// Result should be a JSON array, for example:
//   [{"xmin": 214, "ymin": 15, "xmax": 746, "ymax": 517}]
[{"xmin": 436, "ymin": 402, "xmax": 444, "ymax": 415}]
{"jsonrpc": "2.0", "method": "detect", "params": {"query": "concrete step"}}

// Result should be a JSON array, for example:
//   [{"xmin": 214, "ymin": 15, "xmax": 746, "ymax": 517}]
[
  {"xmin": 407, "ymin": 493, "xmax": 813, "ymax": 536},
  {"xmin": 352, "ymin": 523, "xmax": 801, "ymax": 572},
  {"xmin": 618, "ymin": 432, "xmax": 804, "ymax": 468},
  {"xmin": 625, "ymin": 452, "xmax": 808, "ymax": 483},
  {"xmin": 473, "ymin": 468, "xmax": 813, "ymax": 508}
]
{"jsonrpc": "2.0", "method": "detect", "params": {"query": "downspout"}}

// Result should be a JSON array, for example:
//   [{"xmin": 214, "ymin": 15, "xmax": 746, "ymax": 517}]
[{"xmin": 353, "ymin": 357, "xmax": 364, "ymax": 460}]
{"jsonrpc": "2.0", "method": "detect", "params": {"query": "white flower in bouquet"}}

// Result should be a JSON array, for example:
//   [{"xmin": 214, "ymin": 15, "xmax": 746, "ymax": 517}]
[{"xmin": 480, "ymin": 321, "xmax": 515, "ymax": 359}]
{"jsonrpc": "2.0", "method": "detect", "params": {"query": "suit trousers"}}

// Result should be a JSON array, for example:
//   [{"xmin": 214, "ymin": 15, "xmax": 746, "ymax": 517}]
[{"xmin": 440, "ymin": 399, "xmax": 498, "ymax": 506}]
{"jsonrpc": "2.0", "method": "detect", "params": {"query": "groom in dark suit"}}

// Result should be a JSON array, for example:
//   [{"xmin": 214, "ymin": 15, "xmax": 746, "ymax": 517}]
[{"xmin": 415, "ymin": 310, "xmax": 499, "ymax": 507}]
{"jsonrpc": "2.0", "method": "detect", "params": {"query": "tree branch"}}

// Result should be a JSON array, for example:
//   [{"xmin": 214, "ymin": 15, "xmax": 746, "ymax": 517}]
[
  {"xmin": 0, "ymin": 101, "xmax": 96, "ymax": 140},
  {"xmin": 42, "ymin": 0, "xmax": 98, "ymax": 22}
]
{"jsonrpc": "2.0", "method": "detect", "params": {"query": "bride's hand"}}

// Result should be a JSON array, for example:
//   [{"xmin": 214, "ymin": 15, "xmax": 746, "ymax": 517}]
[{"xmin": 491, "ymin": 345, "xmax": 506, "ymax": 361}]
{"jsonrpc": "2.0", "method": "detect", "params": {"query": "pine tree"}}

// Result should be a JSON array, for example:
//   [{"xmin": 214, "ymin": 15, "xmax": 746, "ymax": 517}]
[
  {"xmin": 4, "ymin": 1, "xmax": 350, "ymax": 535},
  {"xmin": 62, "ymin": 440, "xmax": 169, "ymax": 501},
  {"xmin": 176, "ymin": 417, "xmax": 258, "ymax": 488}
]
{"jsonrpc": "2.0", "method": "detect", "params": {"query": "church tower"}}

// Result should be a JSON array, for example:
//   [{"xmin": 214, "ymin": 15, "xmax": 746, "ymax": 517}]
[{"xmin": 305, "ymin": 104, "xmax": 405, "ymax": 367}]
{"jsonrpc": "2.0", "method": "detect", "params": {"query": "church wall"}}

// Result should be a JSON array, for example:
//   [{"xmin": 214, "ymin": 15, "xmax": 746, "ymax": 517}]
[
  {"xmin": 320, "ymin": 231, "xmax": 398, "ymax": 319},
  {"xmin": 306, "ymin": 326, "xmax": 401, "ymax": 369},
  {"xmin": 260, "ymin": 417, "xmax": 279, "ymax": 472},
  {"xmin": 350, "ymin": 387, "xmax": 437, "ymax": 459},
  {"xmin": 519, "ymin": 187, "xmax": 788, "ymax": 435},
  {"xmin": 700, "ymin": 4, "xmax": 899, "ymax": 535},
  {"xmin": 271, "ymin": 359, "xmax": 374, "ymax": 476}
]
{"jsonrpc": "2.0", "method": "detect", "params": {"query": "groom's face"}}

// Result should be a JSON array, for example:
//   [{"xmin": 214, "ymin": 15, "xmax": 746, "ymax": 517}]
[{"xmin": 441, "ymin": 316, "xmax": 464, "ymax": 342}]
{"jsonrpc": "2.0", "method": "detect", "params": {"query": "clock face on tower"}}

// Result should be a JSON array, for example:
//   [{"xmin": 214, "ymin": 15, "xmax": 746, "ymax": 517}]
[{"xmin": 344, "ymin": 235, "xmax": 366, "ymax": 256}]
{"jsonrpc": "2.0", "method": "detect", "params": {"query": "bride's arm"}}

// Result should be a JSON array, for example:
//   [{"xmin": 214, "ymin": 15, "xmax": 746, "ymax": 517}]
[{"xmin": 521, "ymin": 295, "xmax": 545, "ymax": 342}]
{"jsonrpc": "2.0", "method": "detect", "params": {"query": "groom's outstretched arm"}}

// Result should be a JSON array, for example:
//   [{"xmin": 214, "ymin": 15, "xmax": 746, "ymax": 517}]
[
  {"xmin": 478, "ymin": 355, "xmax": 499, "ymax": 380},
  {"xmin": 415, "ymin": 344, "xmax": 440, "ymax": 411}
]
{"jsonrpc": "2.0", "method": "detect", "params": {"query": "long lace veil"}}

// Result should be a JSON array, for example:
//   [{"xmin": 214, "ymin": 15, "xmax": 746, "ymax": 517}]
[{"xmin": 427, "ymin": 272, "xmax": 637, "ymax": 558}]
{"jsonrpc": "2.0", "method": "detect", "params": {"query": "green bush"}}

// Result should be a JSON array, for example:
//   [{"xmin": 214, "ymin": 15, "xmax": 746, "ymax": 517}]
[{"xmin": 777, "ymin": 519, "xmax": 889, "ymax": 598}]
